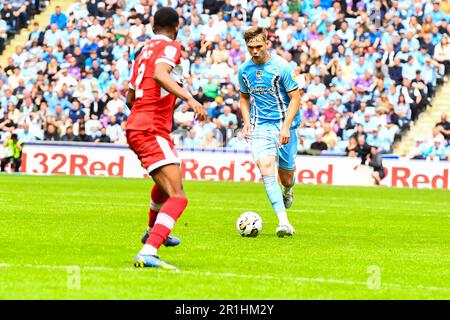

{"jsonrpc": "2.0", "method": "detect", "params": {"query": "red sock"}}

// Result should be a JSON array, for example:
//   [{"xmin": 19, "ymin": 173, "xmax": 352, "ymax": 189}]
[
  {"xmin": 149, "ymin": 184, "xmax": 169, "ymax": 228},
  {"xmin": 146, "ymin": 197, "xmax": 188, "ymax": 249}
]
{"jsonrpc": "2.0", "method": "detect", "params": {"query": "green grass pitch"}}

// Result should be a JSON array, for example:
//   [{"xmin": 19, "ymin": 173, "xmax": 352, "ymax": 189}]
[{"xmin": 0, "ymin": 174, "xmax": 449, "ymax": 299}]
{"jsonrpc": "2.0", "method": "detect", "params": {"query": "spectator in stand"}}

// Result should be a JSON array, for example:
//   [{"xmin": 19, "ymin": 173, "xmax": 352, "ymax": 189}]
[
  {"xmin": 85, "ymin": 114, "xmax": 102, "ymax": 138},
  {"xmin": 68, "ymin": 100, "xmax": 85, "ymax": 124},
  {"xmin": 61, "ymin": 126, "xmax": 78, "ymax": 142},
  {"xmin": 50, "ymin": 6, "xmax": 68, "ymax": 30},
  {"xmin": 309, "ymin": 133, "xmax": 328, "ymax": 155},
  {"xmin": 78, "ymin": 127, "xmax": 92, "ymax": 142},
  {"xmin": 300, "ymin": 100, "xmax": 319, "ymax": 128},
  {"xmin": 388, "ymin": 57, "xmax": 403, "ymax": 85},
  {"xmin": 0, "ymin": 111, "xmax": 16, "ymax": 136},
  {"xmin": 227, "ymin": 129, "xmax": 248, "ymax": 151},
  {"xmin": 322, "ymin": 123, "xmax": 337, "ymax": 148},
  {"xmin": 433, "ymin": 36, "xmax": 450, "ymax": 79},
  {"xmin": 394, "ymin": 94, "xmax": 411, "ymax": 129},
  {"xmin": 182, "ymin": 128, "xmax": 201, "ymax": 149},
  {"xmin": 345, "ymin": 136, "xmax": 358, "ymax": 157},
  {"xmin": 201, "ymin": 75, "xmax": 220, "ymax": 102},
  {"xmin": 426, "ymin": 138, "xmax": 447, "ymax": 161},
  {"xmin": 0, "ymin": 0, "xmax": 447, "ymax": 152},
  {"xmin": 321, "ymin": 101, "xmax": 338, "ymax": 124},
  {"xmin": 435, "ymin": 113, "xmax": 450, "ymax": 141},
  {"xmin": 44, "ymin": 124, "xmax": 60, "ymax": 141},
  {"xmin": 217, "ymin": 106, "xmax": 238, "ymax": 128},
  {"xmin": 28, "ymin": 22, "xmax": 44, "ymax": 46},
  {"xmin": 17, "ymin": 123, "xmax": 36, "ymax": 143},
  {"xmin": 106, "ymin": 115, "xmax": 122, "ymax": 143},
  {"xmin": 200, "ymin": 131, "xmax": 222, "ymax": 149},
  {"xmin": 408, "ymin": 136, "xmax": 430, "ymax": 160},
  {"xmin": 95, "ymin": 127, "xmax": 111, "ymax": 143},
  {"xmin": 0, "ymin": 16, "xmax": 7, "ymax": 54},
  {"xmin": 115, "ymin": 105, "xmax": 128, "ymax": 125}
]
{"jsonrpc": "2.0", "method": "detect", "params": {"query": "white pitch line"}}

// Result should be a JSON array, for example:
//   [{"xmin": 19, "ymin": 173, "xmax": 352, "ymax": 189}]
[
  {"xmin": 31, "ymin": 200, "xmax": 450, "ymax": 217},
  {"xmin": 1, "ymin": 189, "xmax": 448, "ymax": 211},
  {"xmin": 0, "ymin": 190, "xmax": 446, "ymax": 207},
  {"xmin": 3, "ymin": 199, "xmax": 448, "ymax": 217},
  {"xmin": 0, "ymin": 263, "xmax": 449, "ymax": 293}
]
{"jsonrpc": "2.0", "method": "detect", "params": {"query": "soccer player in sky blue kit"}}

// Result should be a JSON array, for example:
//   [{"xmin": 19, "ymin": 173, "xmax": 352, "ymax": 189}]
[{"xmin": 238, "ymin": 27, "xmax": 301, "ymax": 237}]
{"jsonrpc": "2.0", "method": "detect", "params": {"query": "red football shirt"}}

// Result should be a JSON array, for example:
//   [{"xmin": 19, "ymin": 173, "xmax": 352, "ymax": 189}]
[{"xmin": 127, "ymin": 34, "xmax": 183, "ymax": 137}]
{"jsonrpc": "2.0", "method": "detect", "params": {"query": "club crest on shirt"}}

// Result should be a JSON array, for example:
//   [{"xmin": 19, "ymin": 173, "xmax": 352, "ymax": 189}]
[
  {"xmin": 291, "ymin": 71, "xmax": 297, "ymax": 82},
  {"xmin": 256, "ymin": 69, "xmax": 263, "ymax": 79}
]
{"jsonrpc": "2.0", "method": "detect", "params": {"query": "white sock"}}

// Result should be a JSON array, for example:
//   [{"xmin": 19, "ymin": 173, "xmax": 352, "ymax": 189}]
[
  {"xmin": 139, "ymin": 244, "xmax": 157, "ymax": 256},
  {"xmin": 277, "ymin": 211, "xmax": 289, "ymax": 226}
]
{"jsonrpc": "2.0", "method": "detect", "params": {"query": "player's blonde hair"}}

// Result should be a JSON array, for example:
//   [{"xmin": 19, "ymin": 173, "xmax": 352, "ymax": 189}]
[{"xmin": 243, "ymin": 26, "xmax": 268, "ymax": 44}]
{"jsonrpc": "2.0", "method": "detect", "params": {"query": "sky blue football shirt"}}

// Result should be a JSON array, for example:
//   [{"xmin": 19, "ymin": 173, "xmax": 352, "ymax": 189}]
[{"xmin": 238, "ymin": 54, "xmax": 300, "ymax": 128}]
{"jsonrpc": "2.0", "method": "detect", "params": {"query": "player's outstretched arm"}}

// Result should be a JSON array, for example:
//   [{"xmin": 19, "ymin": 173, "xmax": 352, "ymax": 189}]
[
  {"xmin": 239, "ymin": 92, "xmax": 252, "ymax": 139},
  {"xmin": 279, "ymin": 88, "xmax": 301, "ymax": 145}
]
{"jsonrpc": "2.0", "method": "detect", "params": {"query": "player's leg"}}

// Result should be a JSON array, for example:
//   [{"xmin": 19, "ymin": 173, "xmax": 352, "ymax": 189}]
[
  {"xmin": 126, "ymin": 131, "xmax": 184, "ymax": 268},
  {"xmin": 278, "ymin": 128, "xmax": 298, "ymax": 209},
  {"xmin": 1, "ymin": 156, "xmax": 12, "ymax": 172},
  {"xmin": 13, "ymin": 158, "xmax": 22, "ymax": 172},
  {"xmin": 251, "ymin": 127, "xmax": 294, "ymax": 237},
  {"xmin": 256, "ymin": 155, "xmax": 295, "ymax": 237},
  {"xmin": 141, "ymin": 184, "xmax": 181, "ymax": 247},
  {"xmin": 149, "ymin": 184, "xmax": 168, "ymax": 228},
  {"xmin": 279, "ymin": 167, "xmax": 295, "ymax": 207},
  {"xmin": 135, "ymin": 164, "xmax": 187, "ymax": 269},
  {"xmin": 371, "ymin": 172, "xmax": 381, "ymax": 185}
]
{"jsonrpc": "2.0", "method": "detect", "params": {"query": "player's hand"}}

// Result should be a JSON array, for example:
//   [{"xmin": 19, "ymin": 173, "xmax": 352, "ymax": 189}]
[
  {"xmin": 242, "ymin": 123, "xmax": 252, "ymax": 141},
  {"xmin": 187, "ymin": 97, "xmax": 207, "ymax": 121},
  {"xmin": 279, "ymin": 125, "xmax": 290, "ymax": 145}
]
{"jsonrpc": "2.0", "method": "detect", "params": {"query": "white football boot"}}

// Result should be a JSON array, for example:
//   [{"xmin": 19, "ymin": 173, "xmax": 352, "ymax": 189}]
[{"xmin": 276, "ymin": 223, "xmax": 296, "ymax": 238}]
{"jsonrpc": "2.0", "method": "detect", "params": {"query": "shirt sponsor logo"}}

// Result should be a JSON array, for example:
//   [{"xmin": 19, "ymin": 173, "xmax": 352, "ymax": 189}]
[{"xmin": 250, "ymin": 87, "xmax": 275, "ymax": 95}]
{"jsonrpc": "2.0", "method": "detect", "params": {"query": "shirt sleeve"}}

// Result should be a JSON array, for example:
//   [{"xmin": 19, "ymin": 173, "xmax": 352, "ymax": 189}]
[
  {"xmin": 155, "ymin": 41, "xmax": 181, "ymax": 67},
  {"xmin": 238, "ymin": 66, "xmax": 249, "ymax": 94},
  {"xmin": 281, "ymin": 62, "xmax": 299, "ymax": 93}
]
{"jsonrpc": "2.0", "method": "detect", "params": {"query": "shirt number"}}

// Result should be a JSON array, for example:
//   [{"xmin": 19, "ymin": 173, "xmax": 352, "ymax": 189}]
[{"xmin": 135, "ymin": 63, "xmax": 146, "ymax": 98}]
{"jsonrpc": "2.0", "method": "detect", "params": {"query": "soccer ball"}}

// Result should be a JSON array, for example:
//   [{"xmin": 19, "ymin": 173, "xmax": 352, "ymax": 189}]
[{"xmin": 236, "ymin": 211, "xmax": 263, "ymax": 237}]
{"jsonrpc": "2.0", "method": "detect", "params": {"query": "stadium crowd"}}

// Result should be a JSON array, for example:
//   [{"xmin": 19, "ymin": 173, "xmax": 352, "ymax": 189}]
[
  {"xmin": 0, "ymin": 0, "xmax": 47, "ymax": 55},
  {"xmin": 407, "ymin": 112, "xmax": 450, "ymax": 160},
  {"xmin": 0, "ymin": 0, "xmax": 450, "ymax": 159}
]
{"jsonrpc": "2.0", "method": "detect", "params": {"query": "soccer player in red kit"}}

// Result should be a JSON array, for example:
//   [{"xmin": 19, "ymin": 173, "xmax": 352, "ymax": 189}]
[{"xmin": 126, "ymin": 7, "xmax": 205, "ymax": 269}]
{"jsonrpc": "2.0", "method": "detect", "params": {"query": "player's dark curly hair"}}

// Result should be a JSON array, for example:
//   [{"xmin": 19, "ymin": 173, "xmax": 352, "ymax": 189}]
[{"xmin": 153, "ymin": 7, "xmax": 179, "ymax": 32}]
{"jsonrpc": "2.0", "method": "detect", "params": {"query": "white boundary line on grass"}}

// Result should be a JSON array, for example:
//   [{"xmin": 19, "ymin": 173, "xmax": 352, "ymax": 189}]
[
  {"xmin": 39, "ymin": 200, "xmax": 450, "ymax": 217},
  {"xmin": 0, "ymin": 190, "xmax": 446, "ymax": 206},
  {"xmin": 0, "ymin": 263, "xmax": 449, "ymax": 293}
]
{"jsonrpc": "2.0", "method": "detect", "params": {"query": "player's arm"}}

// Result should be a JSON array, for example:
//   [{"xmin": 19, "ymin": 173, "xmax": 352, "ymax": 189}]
[
  {"xmin": 239, "ymin": 91, "xmax": 252, "ymax": 139},
  {"xmin": 126, "ymin": 88, "xmax": 135, "ymax": 110},
  {"xmin": 153, "ymin": 63, "xmax": 205, "ymax": 120},
  {"xmin": 238, "ymin": 67, "xmax": 252, "ymax": 139},
  {"xmin": 279, "ymin": 88, "xmax": 301, "ymax": 145},
  {"xmin": 279, "ymin": 62, "xmax": 301, "ymax": 145}
]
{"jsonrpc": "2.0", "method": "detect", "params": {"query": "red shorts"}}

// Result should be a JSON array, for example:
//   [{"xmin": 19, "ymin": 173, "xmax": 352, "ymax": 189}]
[{"xmin": 126, "ymin": 130, "xmax": 180, "ymax": 174}]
